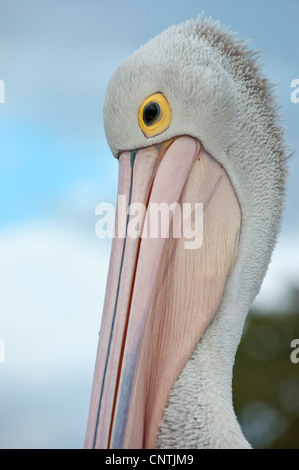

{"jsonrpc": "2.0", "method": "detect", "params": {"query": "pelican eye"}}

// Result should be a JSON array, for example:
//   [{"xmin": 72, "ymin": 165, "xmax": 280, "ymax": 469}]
[
  {"xmin": 138, "ymin": 92, "xmax": 171, "ymax": 138},
  {"xmin": 143, "ymin": 102, "xmax": 160, "ymax": 126}
]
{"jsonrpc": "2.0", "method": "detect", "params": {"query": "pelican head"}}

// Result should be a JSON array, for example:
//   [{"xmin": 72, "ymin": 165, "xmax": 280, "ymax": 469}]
[{"xmin": 85, "ymin": 16, "xmax": 287, "ymax": 449}]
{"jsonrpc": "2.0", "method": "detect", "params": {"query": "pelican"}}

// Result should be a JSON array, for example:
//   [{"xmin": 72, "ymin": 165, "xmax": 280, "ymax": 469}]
[{"xmin": 85, "ymin": 16, "xmax": 287, "ymax": 449}]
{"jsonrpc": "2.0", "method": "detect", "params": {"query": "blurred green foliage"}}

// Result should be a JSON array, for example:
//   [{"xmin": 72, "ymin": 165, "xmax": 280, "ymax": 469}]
[{"xmin": 233, "ymin": 287, "xmax": 299, "ymax": 449}]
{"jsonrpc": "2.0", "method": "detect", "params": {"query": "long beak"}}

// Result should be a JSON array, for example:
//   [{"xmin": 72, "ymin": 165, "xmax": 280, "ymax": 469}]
[{"xmin": 85, "ymin": 136, "xmax": 241, "ymax": 449}]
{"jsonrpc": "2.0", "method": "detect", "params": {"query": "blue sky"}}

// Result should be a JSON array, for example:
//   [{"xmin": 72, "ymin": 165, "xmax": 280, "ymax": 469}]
[
  {"xmin": 0, "ymin": 0, "xmax": 298, "ymax": 232},
  {"xmin": 0, "ymin": 0, "xmax": 298, "ymax": 448}
]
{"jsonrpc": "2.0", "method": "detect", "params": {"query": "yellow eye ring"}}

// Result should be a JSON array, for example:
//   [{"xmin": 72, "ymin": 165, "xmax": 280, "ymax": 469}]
[{"xmin": 138, "ymin": 92, "xmax": 171, "ymax": 138}]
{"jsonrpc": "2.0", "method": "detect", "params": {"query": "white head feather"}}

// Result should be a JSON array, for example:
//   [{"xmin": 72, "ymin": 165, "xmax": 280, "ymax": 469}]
[{"xmin": 102, "ymin": 16, "xmax": 287, "ymax": 448}]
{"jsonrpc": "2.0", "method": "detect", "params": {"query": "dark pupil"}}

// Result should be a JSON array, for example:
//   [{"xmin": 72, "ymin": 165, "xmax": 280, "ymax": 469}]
[{"xmin": 143, "ymin": 102, "xmax": 160, "ymax": 126}]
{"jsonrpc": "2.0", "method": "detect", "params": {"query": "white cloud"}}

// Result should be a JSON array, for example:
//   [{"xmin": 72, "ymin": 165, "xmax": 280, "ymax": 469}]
[
  {"xmin": 0, "ymin": 218, "xmax": 297, "ymax": 447},
  {"xmin": 0, "ymin": 220, "xmax": 110, "ymax": 448},
  {"xmin": 253, "ymin": 234, "xmax": 299, "ymax": 312}
]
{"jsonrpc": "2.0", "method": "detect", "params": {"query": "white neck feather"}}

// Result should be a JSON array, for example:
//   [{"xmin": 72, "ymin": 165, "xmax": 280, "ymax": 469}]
[
  {"xmin": 157, "ymin": 325, "xmax": 251, "ymax": 449},
  {"xmin": 157, "ymin": 271, "xmax": 252, "ymax": 449}
]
